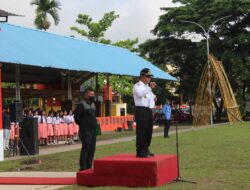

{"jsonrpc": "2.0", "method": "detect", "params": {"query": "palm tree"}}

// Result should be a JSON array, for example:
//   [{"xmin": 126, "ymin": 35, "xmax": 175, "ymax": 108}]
[{"xmin": 31, "ymin": 0, "xmax": 61, "ymax": 30}]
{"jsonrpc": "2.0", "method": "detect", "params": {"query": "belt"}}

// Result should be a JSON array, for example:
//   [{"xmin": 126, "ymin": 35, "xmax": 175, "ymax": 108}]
[{"xmin": 136, "ymin": 106, "xmax": 150, "ymax": 110}]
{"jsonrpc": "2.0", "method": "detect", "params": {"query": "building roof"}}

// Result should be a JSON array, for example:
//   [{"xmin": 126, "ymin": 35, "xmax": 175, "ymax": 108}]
[
  {"xmin": 0, "ymin": 23, "xmax": 176, "ymax": 82},
  {"xmin": 0, "ymin": 9, "xmax": 19, "ymax": 17}
]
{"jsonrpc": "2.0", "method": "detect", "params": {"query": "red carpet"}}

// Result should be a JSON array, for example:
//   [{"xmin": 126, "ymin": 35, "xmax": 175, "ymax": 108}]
[
  {"xmin": 0, "ymin": 177, "xmax": 76, "ymax": 185},
  {"xmin": 77, "ymin": 154, "xmax": 178, "ymax": 187}
]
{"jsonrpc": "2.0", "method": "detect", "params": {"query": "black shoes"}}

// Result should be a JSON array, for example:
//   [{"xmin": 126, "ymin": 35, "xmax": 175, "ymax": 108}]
[
  {"xmin": 136, "ymin": 152, "xmax": 150, "ymax": 158},
  {"xmin": 146, "ymin": 151, "xmax": 154, "ymax": 157},
  {"xmin": 137, "ymin": 150, "xmax": 155, "ymax": 158},
  {"xmin": 145, "ymin": 148, "xmax": 154, "ymax": 157}
]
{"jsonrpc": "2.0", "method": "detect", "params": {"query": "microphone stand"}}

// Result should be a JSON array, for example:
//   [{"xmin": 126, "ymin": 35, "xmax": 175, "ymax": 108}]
[
  {"xmin": 173, "ymin": 119, "xmax": 196, "ymax": 184},
  {"xmin": 8, "ymin": 123, "xmax": 30, "ymax": 158},
  {"xmin": 155, "ymin": 85, "xmax": 197, "ymax": 184}
]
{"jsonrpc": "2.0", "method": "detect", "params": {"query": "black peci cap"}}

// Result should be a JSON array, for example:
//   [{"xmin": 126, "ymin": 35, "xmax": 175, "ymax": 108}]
[{"xmin": 140, "ymin": 68, "xmax": 153, "ymax": 77}]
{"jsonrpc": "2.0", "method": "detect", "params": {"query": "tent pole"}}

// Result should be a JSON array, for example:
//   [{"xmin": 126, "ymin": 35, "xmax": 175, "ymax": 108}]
[
  {"xmin": 105, "ymin": 74, "xmax": 111, "ymax": 116},
  {"xmin": 15, "ymin": 64, "xmax": 21, "ymax": 101},
  {"xmin": 0, "ymin": 64, "xmax": 4, "ymax": 161},
  {"xmin": 67, "ymin": 73, "xmax": 72, "ymax": 100},
  {"xmin": 95, "ymin": 74, "xmax": 99, "ymax": 100},
  {"xmin": 95, "ymin": 74, "xmax": 101, "ymax": 117}
]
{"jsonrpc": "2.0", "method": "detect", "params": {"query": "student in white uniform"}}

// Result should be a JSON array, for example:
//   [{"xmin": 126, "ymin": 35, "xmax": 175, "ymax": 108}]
[
  {"xmin": 63, "ymin": 110, "xmax": 74, "ymax": 144},
  {"xmin": 53, "ymin": 112, "xmax": 61, "ymax": 144},
  {"xmin": 133, "ymin": 68, "xmax": 157, "ymax": 158},
  {"xmin": 63, "ymin": 110, "xmax": 70, "ymax": 143},
  {"xmin": 59, "ymin": 110, "xmax": 67, "ymax": 144},
  {"xmin": 68, "ymin": 110, "xmax": 76, "ymax": 143},
  {"xmin": 38, "ymin": 110, "xmax": 47, "ymax": 146},
  {"xmin": 47, "ymin": 111, "xmax": 54, "ymax": 145}
]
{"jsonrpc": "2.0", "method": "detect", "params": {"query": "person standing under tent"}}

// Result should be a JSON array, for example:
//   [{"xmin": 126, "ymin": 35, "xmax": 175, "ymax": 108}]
[
  {"xmin": 3, "ymin": 106, "xmax": 11, "ymax": 150},
  {"xmin": 68, "ymin": 110, "xmax": 76, "ymax": 144},
  {"xmin": 63, "ymin": 110, "xmax": 74, "ymax": 144},
  {"xmin": 33, "ymin": 110, "xmax": 39, "ymax": 119},
  {"xmin": 52, "ymin": 112, "xmax": 61, "ymax": 145},
  {"xmin": 38, "ymin": 110, "xmax": 48, "ymax": 146},
  {"xmin": 47, "ymin": 111, "xmax": 54, "ymax": 145},
  {"xmin": 33, "ymin": 110, "xmax": 39, "ymax": 143},
  {"xmin": 162, "ymin": 99, "xmax": 172, "ymax": 138},
  {"xmin": 59, "ymin": 110, "xmax": 67, "ymax": 144},
  {"xmin": 72, "ymin": 110, "xmax": 79, "ymax": 141},
  {"xmin": 133, "ymin": 68, "xmax": 157, "ymax": 158},
  {"xmin": 63, "ymin": 110, "xmax": 69, "ymax": 143},
  {"xmin": 25, "ymin": 109, "xmax": 33, "ymax": 117},
  {"xmin": 74, "ymin": 87, "xmax": 97, "ymax": 171},
  {"xmin": 9, "ymin": 122, "xmax": 15, "ymax": 147}
]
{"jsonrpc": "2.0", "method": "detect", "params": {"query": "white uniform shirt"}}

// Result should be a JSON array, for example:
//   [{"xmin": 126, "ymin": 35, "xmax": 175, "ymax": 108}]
[
  {"xmin": 68, "ymin": 115, "xmax": 75, "ymax": 123},
  {"xmin": 47, "ymin": 116, "xmax": 53, "ymax": 124},
  {"xmin": 38, "ymin": 115, "xmax": 47, "ymax": 124},
  {"xmin": 59, "ymin": 117, "xmax": 64, "ymax": 123},
  {"xmin": 133, "ymin": 80, "xmax": 156, "ymax": 108},
  {"xmin": 63, "ymin": 115, "xmax": 71, "ymax": 124},
  {"xmin": 53, "ymin": 117, "xmax": 60, "ymax": 125}
]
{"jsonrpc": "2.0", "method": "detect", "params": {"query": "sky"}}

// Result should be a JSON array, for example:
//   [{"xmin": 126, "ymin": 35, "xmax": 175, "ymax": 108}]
[{"xmin": 0, "ymin": 0, "xmax": 179, "ymax": 43}]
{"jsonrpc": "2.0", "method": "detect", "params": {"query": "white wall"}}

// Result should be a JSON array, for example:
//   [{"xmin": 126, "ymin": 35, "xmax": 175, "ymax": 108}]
[{"xmin": 0, "ymin": 130, "xmax": 3, "ymax": 161}]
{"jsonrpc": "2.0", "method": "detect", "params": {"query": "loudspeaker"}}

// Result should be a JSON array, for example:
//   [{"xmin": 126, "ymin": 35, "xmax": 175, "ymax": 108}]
[
  {"xmin": 62, "ymin": 100, "xmax": 72, "ymax": 112},
  {"xmin": 10, "ymin": 102, "xmax": 23, "ymax": 122},
  {"xmin": 19, "ymin": 117, "xmax": 39, "ymax": 155}
]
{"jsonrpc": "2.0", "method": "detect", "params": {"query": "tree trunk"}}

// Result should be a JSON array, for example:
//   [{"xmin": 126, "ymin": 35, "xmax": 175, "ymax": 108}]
[
  {"xmin": 188, "ymin": 98, "xmax": 193, "ymax": 122},
  {"xmin": 243, "ymin": 80, "xmax": 246, "ymax": 101}
]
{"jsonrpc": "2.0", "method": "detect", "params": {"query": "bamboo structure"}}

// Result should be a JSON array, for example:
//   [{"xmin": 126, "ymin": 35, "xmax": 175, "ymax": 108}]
[{"xmin": 193, "ymin": 54, "xmax": 242, "ymax": 126}]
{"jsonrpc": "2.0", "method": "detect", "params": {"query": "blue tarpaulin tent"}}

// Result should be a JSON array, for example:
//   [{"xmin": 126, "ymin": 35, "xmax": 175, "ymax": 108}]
[{"xmin": 0, "ymin": 23, "xmax": 176, "ymax": 81}]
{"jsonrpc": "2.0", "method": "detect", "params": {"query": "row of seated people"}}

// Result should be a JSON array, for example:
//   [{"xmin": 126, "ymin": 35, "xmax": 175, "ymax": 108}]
[{"xmin": 12, "ymin": 109, "xmax": 80, "ymax": 146}]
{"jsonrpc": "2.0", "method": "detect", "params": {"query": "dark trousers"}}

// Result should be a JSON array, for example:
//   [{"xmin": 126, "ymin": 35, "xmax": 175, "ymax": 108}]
[
  {"xmin": 79, "ymin": 128, "xmax": 96, "ymax": 171},
  {"xmin": 135, "ymin": 107, "xmax": 153, "ymax": 154},
  {"xmin": 164, "ymin": 120, "xmax": 171, "ymax": 137}
]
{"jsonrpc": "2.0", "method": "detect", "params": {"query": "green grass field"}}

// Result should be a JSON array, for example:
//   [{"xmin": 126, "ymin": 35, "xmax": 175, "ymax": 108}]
[{"xmin": 1, "ymin": 122, "xmax": 250, "ymax": 189}]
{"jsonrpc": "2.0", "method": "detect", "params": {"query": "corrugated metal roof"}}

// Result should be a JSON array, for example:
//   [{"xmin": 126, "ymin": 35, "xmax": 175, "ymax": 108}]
[{"xmin": 0, "ymin": 23, "xmax": 176, "ymax": 81}]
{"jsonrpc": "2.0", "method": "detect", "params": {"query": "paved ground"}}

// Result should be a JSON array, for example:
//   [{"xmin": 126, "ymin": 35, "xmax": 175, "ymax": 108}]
[
  {"xmin": 0, "ymin": 172, "xmax": 76, "ymax": 177},
  {"xmin": 0, "ymin": 172, "xmax": 75, "ymax": 190},
  {"xmin": 0, "ymin": 185, "xmax": 67, "ymax": 190},
  {"xmin": 0, "ymin": 124, "xmax": 219, "ymax": 190}
]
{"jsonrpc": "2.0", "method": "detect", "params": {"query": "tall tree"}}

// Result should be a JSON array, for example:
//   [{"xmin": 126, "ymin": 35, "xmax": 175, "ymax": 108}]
[
  {"xmin": 31, "ymin": 0, "xmax": 61, "ymax": 30},
  {"xmin": 71, "ymin": 11, "xmax": 119, "ymax": 42},
  {"xmin": 140, "ymin": 0, "xmax": 250, "ymax": 109},
  {"xmin": 71, "ymin": 11, "xmax": 139, "ymax": 97}
]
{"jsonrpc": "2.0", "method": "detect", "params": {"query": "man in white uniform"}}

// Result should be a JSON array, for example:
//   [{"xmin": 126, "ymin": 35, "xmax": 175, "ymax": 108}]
[{"xmin": 133, "ymin": 68, "xmax": 157, "ymax": 158}]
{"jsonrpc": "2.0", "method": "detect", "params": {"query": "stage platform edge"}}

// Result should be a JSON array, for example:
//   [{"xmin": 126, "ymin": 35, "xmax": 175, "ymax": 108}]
[{"xmin": 77, "ymin": 154, "xmax": 178, "ymax": 187}]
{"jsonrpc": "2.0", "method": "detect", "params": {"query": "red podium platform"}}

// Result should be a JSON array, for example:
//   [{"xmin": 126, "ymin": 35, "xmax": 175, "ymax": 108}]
[{"xmin": 77, "ymin": 154, "xmax": 178, "ymax": 187}]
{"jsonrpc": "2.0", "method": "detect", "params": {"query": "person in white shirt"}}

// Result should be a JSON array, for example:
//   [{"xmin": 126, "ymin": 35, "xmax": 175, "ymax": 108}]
[
  {"xmin": 63, "ymin": 110, "xmax": 75, "ymax": 144},
  {"xmin": 133, "ymin": 68, "xmax": 157, "ymax": 158},
  {"xmin": 53, "ymin": 112, "xmax": 61, "ymax": 144},
  {"xmin": 59, "ymin": 110, "xmax": 67, "ymax": 144},
  {"xmin": 47, "ymin": 111, "xmax": 54, "ymax": 145},
  {"xmin": 38, "ymin": 110, "xmax": 47, "ymax": 146}
]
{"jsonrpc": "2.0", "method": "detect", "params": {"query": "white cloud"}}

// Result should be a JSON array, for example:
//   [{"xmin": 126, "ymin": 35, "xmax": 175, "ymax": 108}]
[{"xmin": 0, "ymin": 0, "xmax": 177, "ymax": 43}]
